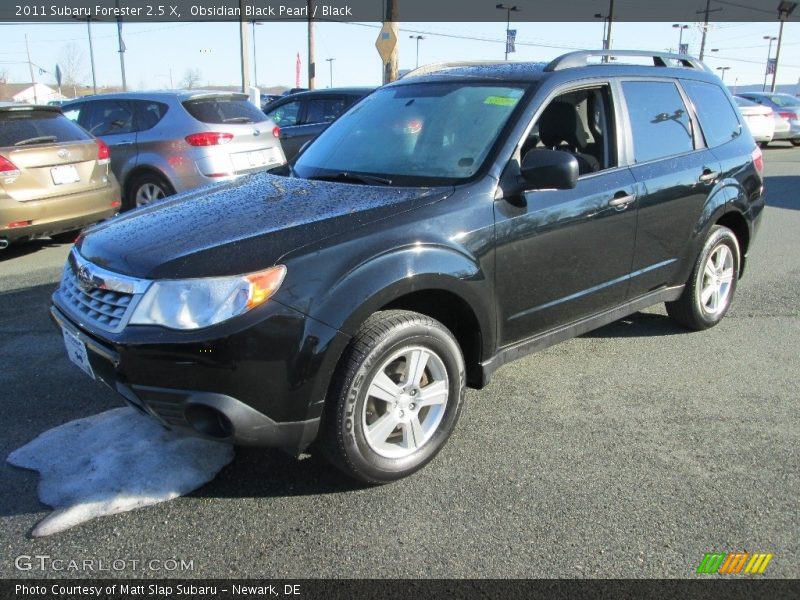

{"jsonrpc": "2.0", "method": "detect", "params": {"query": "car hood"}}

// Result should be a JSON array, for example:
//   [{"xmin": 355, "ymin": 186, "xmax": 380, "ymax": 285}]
[{"xmin": 77, "ymin": 172, "xmax": 453, "ymax": 279}]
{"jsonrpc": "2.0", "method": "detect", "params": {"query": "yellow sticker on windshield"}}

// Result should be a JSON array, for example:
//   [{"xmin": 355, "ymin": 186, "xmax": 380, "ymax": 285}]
[{"xmin": 484, "ymin": 96, "xmax": 519, "ymax": 106}]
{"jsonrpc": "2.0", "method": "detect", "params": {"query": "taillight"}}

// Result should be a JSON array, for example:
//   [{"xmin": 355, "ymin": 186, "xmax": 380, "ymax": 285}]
[
  {"xmin": 752, "ymin": 146, "xmax": 764, "ymax": 174},
  {"xmin": 7, "ymin": 220, "xmax": 31, "ymax": 228},
  {"xmin": 96, "ymin": 139, "xmax": 110, "ymax": 165},
  {"xmin": 778, "ymin": 111, "xmax": 798, "ymax": 121},
  {"xmin": 185, "ymin": 132, "xmax": 234, "ymax": 146},
  {"xmin": 272, "ymin": 126, "xmax": 281, "ymax": 138},
  {"xmin": 0, "ymin": 155, "xmax": 21, "ymax": 180},
  {"xmin": 111, "ymin": 200, "xmax": 121, "ymax": 208}
]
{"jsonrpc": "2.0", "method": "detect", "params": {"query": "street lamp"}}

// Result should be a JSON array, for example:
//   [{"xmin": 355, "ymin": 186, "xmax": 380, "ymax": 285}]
[
  {"xmin": 673, "ymin": 24, "xmax": 689, "ymax": 54},
  {"xmin": 716, "ymin": 66, "xmax": 730, "ymax": 82},
  {"xmin": 72, "ymin": 15, "xmax": 99, "ymax": 94},
  {"xmin": 409, "ymin": 35, "xmax": 424, "ymax": 69},
  {"xmin": 326, "ymin": 57, "xmax": 335, "ymax": 88},
  {"xmin": 250, "ymin": 21, "xmax": 262, "ymax": 87},
  {"xmin": 495, "ymin": 4, "xmax": 520, "ymax": 61},
  {"xmin": 763, "ymin": 35, "xmax": 777, "ymax": 92},
  {"xmin": 771, "ymin": 1, "xmax": 797, "ymax": 93}
]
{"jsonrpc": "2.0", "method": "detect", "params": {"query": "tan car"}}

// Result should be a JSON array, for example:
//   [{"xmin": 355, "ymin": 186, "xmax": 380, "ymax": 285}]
[{"xmin": 0, "ymin": 105, "xmax": 121, "ymax": 249}]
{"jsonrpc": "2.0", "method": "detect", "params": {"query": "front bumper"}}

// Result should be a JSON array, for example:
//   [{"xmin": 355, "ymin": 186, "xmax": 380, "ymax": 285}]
[{"xmin": 50, "ymin": 296, "xmax": 349, "ymax": 453}]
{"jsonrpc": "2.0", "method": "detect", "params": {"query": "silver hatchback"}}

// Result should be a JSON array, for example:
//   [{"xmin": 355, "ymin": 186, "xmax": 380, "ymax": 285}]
[{"xmin": 61, "ymin": 91, "xmax": 286, "ymax": 209}]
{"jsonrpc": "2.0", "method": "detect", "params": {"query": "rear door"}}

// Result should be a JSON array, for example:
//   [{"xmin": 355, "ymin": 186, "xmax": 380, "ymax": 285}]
[
  {"xmin": 619, "ymin": 79, "xmax": 721, "ymax": 298},
  {"xmin": 0, "ymin": 108, "xmax": 106, "ymax": 202},
  {"xmin": 77, "ymin": 99, "xmax": 138, "ymax": 180}
]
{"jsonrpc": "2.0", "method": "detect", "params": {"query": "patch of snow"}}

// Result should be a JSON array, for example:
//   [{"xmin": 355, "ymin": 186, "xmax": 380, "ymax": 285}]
[{"xmin": 7, "ymin": 407, "xmax": 235, "ymax": 537}]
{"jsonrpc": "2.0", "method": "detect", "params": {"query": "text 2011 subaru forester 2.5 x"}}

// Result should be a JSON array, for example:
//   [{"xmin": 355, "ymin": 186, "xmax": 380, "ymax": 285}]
[{"xmin": 51, "ymin": 51, "xmax": 764, "ymax": 483}]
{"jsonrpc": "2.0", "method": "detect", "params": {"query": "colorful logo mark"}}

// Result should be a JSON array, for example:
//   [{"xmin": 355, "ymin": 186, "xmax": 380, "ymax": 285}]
[{"xmin": 697, "ymin": 552, "xmax": 773, "ymax": 575}]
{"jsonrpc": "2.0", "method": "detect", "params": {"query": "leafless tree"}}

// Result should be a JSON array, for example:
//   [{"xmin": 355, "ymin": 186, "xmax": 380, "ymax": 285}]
[
  {"xmin": 0, "ymin": 69, "xmax": 8, "ymax": 84},
  {"xmin": 59, "ymin": 43, "xmax": 86, "ymax": 91},
  {"xmin": 180, "ymin": 68, "xmax": 202, "ymax": 89}
]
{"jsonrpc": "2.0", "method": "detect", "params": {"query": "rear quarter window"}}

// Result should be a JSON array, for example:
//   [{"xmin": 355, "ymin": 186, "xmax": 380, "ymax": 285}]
[
  {"xmin": 182, "ymin": 96, "xmax": 267, "ymax": 124},
  {"xmin": 0, "ymin": 110, "xmax": 92, "ymax": 147},
  {"xmin": 134, "ymin": 101, "xmax": 169, "ymax": 131},
  {"xmin": 682, "ymin": 80, "xmax": 742, "ymax": 148}
]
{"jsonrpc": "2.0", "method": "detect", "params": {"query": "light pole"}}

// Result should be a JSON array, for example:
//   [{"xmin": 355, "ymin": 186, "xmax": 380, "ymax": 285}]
[
  {"xmin": 251, "ymin": 21, "xmax": 262, "ymax": 87},
  {"xmin": 673, "ymin": 24, "xmax": 689, "ymax": 54},
  {"xmin": 763, "ymin": 35, "xmax": 777, "ymax": 92},
  {"xmin": 495, "ymin": 4, "xmax": 520, "ymax": 61},
  {"xmin": 772, "ymin": 1, "xmax": 798, "ymax": 93},
  {"xmin": 594, "ymin": 0, "xmax": 615, "ymax": 62},
  {"xmin": 716, "ymin": 66, "xmax": 730, "ymax": 82},
  {"xmin": 72, "ymin": 16, "xmax": 98, "ymax": 94},
  {"xmin": 409, "ymin": 35, "xmax": 424, "ymax": 69},
  {"xmin": 326, "ymin": 57, "xmax": 335, "ymax": 88}
]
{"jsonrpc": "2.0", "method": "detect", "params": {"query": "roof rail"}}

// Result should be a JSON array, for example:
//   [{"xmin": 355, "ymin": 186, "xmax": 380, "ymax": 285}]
[
  {"xmin": 544, "ymin": 50, "xmax": 710, "ymax": 73},
  {"xmin": 400, "ymin": 60, "xmax": 508, "ymax": 79}
]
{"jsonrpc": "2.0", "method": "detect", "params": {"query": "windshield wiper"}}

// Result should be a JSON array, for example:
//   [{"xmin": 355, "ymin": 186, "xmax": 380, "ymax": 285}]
[
  {"xmin": 308, "ymin": 172, "xmax": 393, "ymax": 186},
  {"xmin": 14, "ymin": 135, "xmax": 57, "ymax": 146}
]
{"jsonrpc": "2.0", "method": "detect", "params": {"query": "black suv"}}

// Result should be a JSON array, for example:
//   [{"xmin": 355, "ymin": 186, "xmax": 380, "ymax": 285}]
[{"xmin": 51, "ymin": 50, "xmax": 765, "ymax": 483}]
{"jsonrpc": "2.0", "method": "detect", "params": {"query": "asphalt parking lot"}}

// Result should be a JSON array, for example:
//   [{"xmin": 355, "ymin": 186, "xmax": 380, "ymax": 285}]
[{"xmin": 1, "ymin": 146, "xmax": 798, "ymax": 579}]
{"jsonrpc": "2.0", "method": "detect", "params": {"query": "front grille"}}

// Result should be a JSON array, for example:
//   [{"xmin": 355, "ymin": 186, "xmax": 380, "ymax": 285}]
[
  {"xmin": 56, "ymin": 250, "xmax": 149, "ymax": 333},
  {"xmin": 60, "ymin": 264, "xmax": 134, "ymax": 331}
]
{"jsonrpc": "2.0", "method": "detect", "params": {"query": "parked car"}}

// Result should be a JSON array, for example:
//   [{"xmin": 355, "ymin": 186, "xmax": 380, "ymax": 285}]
[
  {"xmin": 1, "ymin": 104, "xmax": 120, "ymax": 249},
  {"xmin": 264, "ymin": 87, "xmax": 374, "ymax": 160},
  {"xmin": 61, "ymin": 91, "xmax": 286, "ymax": 210},
  {"xmin": 52, "ymin": 50, "xmax": 764, "ymax": 483},
  {"xmin": 259, "ymin": 93, "xmax": 282, "ymax": 110},
  {"xmin": 736, "ymin": 92, "xmax": 800, "ymax": 146},
  {"xmin": 734, "ymin": 96, "xmax": 775, "ymax": 145}
]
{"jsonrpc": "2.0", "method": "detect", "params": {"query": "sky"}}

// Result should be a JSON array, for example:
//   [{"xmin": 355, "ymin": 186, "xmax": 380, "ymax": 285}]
[{"xmin": 0, "ymin": 20, "xmax": 798, "ymax": 94}]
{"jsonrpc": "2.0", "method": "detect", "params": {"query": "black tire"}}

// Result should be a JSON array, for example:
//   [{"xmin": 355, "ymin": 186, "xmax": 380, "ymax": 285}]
[
  {"xmin": 319, "ymin": 310, "xmax": 466, "ymax": 484},
  {"xmin": 124, "ymin": 171, "xmax": 174, "ymax": 211},
  {"xmin": 791, "ymin": 139, "xmax": 800, "ymax": 147},
  {"xmin": 666, "ymin": 225, "xmax": 740, "ymax": 331},
  {"xmin": 759, "ymin": 141, "xmax": 769, "ymax": 148}
]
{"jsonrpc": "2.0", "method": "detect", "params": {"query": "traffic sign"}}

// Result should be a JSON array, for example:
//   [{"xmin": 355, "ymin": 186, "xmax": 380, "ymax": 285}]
[{"xmin": 375, "ymin": 23, "xmax": 397, "ymax": 64}]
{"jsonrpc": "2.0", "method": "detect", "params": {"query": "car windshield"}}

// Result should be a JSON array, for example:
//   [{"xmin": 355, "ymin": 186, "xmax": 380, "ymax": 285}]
[
  {"xmin": 734, "ymin": 96, "xmax": 757, "ymax": 107},
  {"xmin": 764, "ymin": 94, "xmax": 799, "ymax": 108},
  {"xmin": 293, "ymin": 82, "xmax": 527, "ymax": 185}
]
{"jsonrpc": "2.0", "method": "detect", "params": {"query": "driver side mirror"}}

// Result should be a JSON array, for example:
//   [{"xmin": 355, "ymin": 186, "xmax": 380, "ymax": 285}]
[{"xmin": 520, "ymin": 149, "xmax": 578, "ymax": 191}]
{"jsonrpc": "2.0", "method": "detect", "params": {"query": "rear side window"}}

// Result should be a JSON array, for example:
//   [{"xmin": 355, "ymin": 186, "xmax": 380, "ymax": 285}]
[
  {"xmin": 682, "ymin": 80, "xmax": 741, "ymax": 148},
  {"xmin": 183, "ymin": 96, "xmax": 267, "ymax": 124},
  {"xmin": 133, "ymin": 101, "xmax": 169, "ymax": 131},
  {"xmin": 265, "ymin": 99, "xmax": 301, "ymax": 127},
  {"xmin": 622, "ymin": 81, "xmax": 694, "ymax": 163},
  {"xmin": 0, "ymin": 110, "xmax": 92, "ymax": 147},
  {"xmin": 304, "ymin": 97, "xmax": 349, "ymax": 124},
  {"xmin": 81, "ymin": 100, "xmax": 135, "ymax": 136}
]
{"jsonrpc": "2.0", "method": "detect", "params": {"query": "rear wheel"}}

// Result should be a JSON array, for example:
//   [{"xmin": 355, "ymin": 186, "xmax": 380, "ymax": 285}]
[
  {"xmin": 125, "ymin": 172, "xmax": 174, "ymax": 211},
  {"xmin": 49, "ymin": 230, "xmax": 81, "ymax": 244},
  {"xmin": 759, "ymin": 141, "xmax": 769, "ymax": 148},
  {"xmin": 320, "ymin": 310, "xmax": 466, "ymax": 484},
  {"xmin": 791, "ymin": 139, "xmax": 800, "ymax": 147},
  {"xmin": 666, "ymin": 225, "xmax": 740, "ymax": 330}
]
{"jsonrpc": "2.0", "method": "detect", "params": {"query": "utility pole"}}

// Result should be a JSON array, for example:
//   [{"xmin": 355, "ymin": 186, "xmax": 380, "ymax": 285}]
[
  {"xmin": 772, "ymin": 2, "xmax": 798, "ymax": 93},
  {"xmin": 116, "ymin": 0, "xmax": 127, "ymax": 91},
  {"xmin": 307, "ymin": 0, "xmax": 316, "ymax": 89},
  {"xmin": 384, "ymin": 0, "xmax": 399, "ymax": 84},
  {"xmin": 238, "ymin": 0, "xmax": 250, "ymax": 92},
  {"xmin": 697, "ymin": 0, "xmax": 722, "ymax": 61},
  {"xmin": 326, "ymin": 57, "xmax": 335, "ymax": 87},
  {"xmin": 251, "ymin": 21, "xmax": 262, "ymax": 87},
  {"xmin": 87, "ymin": 19, "xmax": 97, "ymax": 93},
  {"xmin": 606, "ymin": 0, "xmax": 615, "ymax": 54},
  {"xmin": 24, "ymin": 34, "xmax": 38, "ymax": 104}
]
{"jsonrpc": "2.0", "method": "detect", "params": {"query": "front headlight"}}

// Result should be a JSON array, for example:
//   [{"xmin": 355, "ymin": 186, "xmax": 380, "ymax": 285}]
[{"xmin": 129, "ymin": 265, "xmax": 286, "ymax": 330}]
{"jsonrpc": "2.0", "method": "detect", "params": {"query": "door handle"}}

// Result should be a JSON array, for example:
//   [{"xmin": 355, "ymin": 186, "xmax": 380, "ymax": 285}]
[
  {"xmin": 608, "ymin": 193, "xmax": 636, "ymax": 210},
  {"xmin": 114, "ymin": 141, "xmax": 134, "ymax": 146},
  {"xmin": 698, "ymin": 169, "xmax": 719, "ymax": 183}
]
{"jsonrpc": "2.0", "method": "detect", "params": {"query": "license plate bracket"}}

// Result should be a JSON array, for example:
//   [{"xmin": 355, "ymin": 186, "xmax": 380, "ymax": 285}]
[{"xmin": 62, "ymin": 327, "xmax": 95, "ymax": 379}]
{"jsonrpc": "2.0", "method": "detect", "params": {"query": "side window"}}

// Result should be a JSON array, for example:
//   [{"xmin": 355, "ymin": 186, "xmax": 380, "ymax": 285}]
[
  {"xmin": 682, "ymin": 80, "xmax": 741, "ymax": 148},
  {"xmin": 82, "ymin": 100, "xmax": 135, "ymax": 136},
  {"xmin": 133, "ymin": 101, "xmax": 169, "ymax": 131},
  {"xmin": 266, "ymin": 100, "xmax": 301, "ymax": 127},
  {"xmin": 522, "ymin": 84, "xmax": 616, "ymax": 175},
  {"xmin": 621, "ymin": 81, "xmax": 694, "ymax": 163},
  {"xmin": 304, "ymin": 97, "xmax": 349, "ymax": 124},
  {"xmin": 62, "ymin": 103, "xmax": 83, "ymax": 123}
]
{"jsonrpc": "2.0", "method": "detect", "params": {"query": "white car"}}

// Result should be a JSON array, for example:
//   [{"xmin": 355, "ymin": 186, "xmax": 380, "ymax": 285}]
[{"xmin": 734, "ymin": 96, "xmax": 775, "ymax": 145}]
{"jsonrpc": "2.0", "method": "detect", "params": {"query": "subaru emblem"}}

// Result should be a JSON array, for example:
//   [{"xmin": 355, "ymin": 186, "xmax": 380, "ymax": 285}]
[
  {"xmin": 57, "ymin": 148, "xmax": 71, "ymax": 160},
  {"xmin": 76, "ymin": 265, "xmax": 94, "ymax": 290},
  {"xmin": 253, "ymin": 129, "xmax": 261, "ymax": 136}
]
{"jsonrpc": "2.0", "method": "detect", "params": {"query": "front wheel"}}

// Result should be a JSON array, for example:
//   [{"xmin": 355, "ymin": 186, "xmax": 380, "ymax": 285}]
[
  {"xmin": 320, "ymin": 310, "xmax": 466, "ymax": 484},
  {"xmin": 666, "ymin": 225, "xmax": 740, "ymax": 330},
  {"xmin": 124, "ymin": 172, "xmax": 174, "ymax": 211}
]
